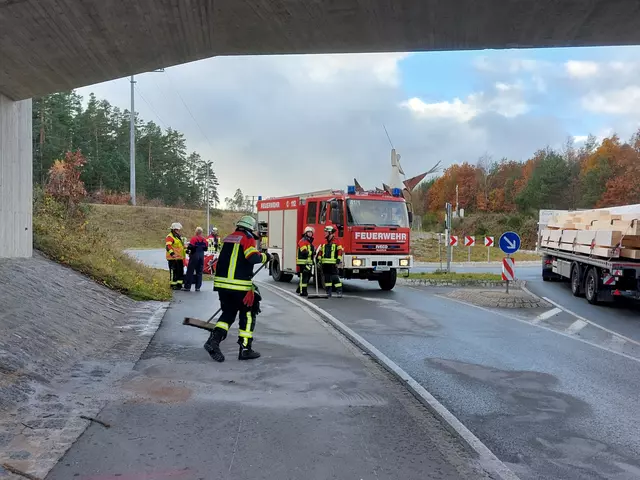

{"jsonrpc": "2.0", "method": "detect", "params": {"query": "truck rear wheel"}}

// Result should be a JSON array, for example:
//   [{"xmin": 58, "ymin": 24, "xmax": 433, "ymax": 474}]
[
  {"xmin": 270, "ymin": 256, "xmax": 293, "ymax": 283},
  {"xmin": 570, "ymin": 263, "xmax": 583, "ymax": 297},
  {"xmin": 585, "ymin": 267, "xmax": 599, "ymax": 305},
  {"xmin": 378, "ymin": 270, "xmax": 397, "ymax": 291}
]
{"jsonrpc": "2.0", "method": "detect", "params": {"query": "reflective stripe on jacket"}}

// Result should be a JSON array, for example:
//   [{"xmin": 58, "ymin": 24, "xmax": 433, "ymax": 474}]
[
  {"xmin": 166, "ymin": 233, "xmax": 186, "ymax": 260},
  {"xmin": 297, "ymin": 238, "xmax": 314, "ymax": 265},
  {"xmin": 214, "ymin": 229, "xmax": 267, "ymax": 291},
  {"xmin": 318, "ymin": 241, "xmax": 343, "ymax": 265}
]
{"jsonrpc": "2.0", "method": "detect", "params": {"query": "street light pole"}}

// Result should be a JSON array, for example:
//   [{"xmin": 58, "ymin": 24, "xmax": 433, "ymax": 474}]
[{"xmin": 130, "ymin": 75, "xmax": 136, "ymax": 205}]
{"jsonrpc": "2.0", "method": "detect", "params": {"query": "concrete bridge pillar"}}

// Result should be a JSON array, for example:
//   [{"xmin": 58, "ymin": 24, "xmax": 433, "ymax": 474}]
[{"xmin": 0, "ymin": 94, "xmax": 32, "ymax": 258}]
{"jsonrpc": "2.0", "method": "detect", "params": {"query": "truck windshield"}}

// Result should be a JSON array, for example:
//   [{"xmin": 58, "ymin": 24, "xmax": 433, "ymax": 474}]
[{"xmin": 346, "ymin": 199, "xmax": 409, "ymax": 228}]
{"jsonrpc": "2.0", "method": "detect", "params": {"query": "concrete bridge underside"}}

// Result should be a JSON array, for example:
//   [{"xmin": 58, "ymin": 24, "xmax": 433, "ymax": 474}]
[{"xmin": 2, "ymin": 0, "xmax": 640, "ymax": 257}]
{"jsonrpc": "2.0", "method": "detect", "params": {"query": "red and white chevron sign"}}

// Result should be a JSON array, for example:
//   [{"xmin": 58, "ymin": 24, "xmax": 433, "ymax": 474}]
[
  {"xmin": 502, "ymin": 257, "xmax": 515, "ymax": 281},
  {"xmin": 464, "ymin": 235, "xmax": 475, "ymax": 247},
  {"xmin": 449, "ymin": 235, "xmax": 459, "ymax": 247},
  {"xmin": 485, "ymin": 236, "xmax": 494, "ymax": 247}
]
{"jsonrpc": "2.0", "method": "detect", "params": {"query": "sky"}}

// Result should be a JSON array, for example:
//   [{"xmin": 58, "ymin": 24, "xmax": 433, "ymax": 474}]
[{"xmin": 75, "ymin": 46, "xmax": 640, "ymax": 204}]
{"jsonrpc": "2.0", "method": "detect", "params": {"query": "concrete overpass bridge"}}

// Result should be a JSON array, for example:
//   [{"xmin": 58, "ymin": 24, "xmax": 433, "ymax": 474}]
[{"xmin": 2, "ymin": 0, "xmax": 640, "ymax": 257}]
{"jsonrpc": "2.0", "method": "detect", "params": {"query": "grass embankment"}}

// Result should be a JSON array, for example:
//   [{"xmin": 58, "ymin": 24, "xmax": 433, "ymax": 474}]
[
  {"xmin": 407, "ymin": 271, "xmax": 502, "ymax": 281},
  {"xmin": 87, "ymin": 204, "xmax": 239, "ymax": 250},
  {"xmin": 34, "ymin": 196, "xmax": 172, "ymax": 301},
  {"xmin": 411, "ymin": 237, "xmax": 540, "ymax": 262}
]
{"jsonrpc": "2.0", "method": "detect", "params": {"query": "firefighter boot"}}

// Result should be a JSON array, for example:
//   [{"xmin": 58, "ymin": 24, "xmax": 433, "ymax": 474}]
[
  {"xmin": 204, "ymin": 329, "xmax": 225, "ymax": 362},
  {"xmin": 238, "ymin": 345, "xmax": 261, "ymax": 360},
  {"xmin": 337, "ymin": 288, "xmax": 343, "ymax": 298},
  {"xmin": 326, "ymin": 286, "xmax": 332, "ymax": 298},
  {"xmin": 301, "ymin": 288, "xmax": 308, "ymax": 297}
]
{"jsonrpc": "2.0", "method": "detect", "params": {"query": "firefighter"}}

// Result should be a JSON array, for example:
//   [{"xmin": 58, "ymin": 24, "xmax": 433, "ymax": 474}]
[
  {"xmin": 207, "ymin": 227, "xmax": 220, "ymax": 253},
  {"xmin": 166, "ymin": 222, "xmax": 186, "ymax": 290},
  {"xmin": 317, "ymin": 225, "xmax": 344, "ymax": 298},
  {"xmin": 204, "ymin": 215, "xmax": 271, "ymax": 362},
  {"xmin": 184, "ymin": 226, "xmax": 208, "ymax": 291},
  {"xmin": 296, "ymin": 226, "xmax": 315, "ymax": 296}
]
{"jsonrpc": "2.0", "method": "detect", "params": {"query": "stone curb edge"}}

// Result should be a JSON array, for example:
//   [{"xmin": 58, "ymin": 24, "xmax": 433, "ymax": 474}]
[
  {"xmin": 398, "ymin": 278, "xmax": 525, "ymax": 288},
  {"xmin": 260, "ymin": 281, "xmax": 521, "ymax": 480}
]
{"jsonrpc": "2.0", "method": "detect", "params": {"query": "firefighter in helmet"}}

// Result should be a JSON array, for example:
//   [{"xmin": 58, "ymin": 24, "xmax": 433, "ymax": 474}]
[
  {"xmin": 296, "ymin": 226, "xmax": 315, "ymax": 296},
  {"xmin": 207, "ymin": 227, "xmax": 220, "ymax": 253},
  {"xmin": 316, "ymin": 225, "xmax": 344, "ymax": 297},
  {"xmin": 166, "ymin": 222, "xmax": 186, "ymax": 290},
  {"xmin": 205, "ymin": 215, "xmax": 271, "ymax": 362}
]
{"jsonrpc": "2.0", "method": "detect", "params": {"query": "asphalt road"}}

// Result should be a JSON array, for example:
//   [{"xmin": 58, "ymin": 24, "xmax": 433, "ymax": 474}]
[
  {"xmin": 127, "ymin": 249, "xmax": 640, "ymax": 478},
  {"xmin": 267, "ymin": 278, "xmax": 640, "ymax": 480}
]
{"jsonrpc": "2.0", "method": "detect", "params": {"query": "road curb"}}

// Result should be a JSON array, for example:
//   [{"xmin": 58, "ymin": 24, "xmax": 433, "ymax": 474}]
[
  {"xmin": 260, "ymin": 281, "xmax": 521, "ymax": 480},
  {"xmin": 399, "ymin": 278, "xmax": 524, "ymax": 288}
]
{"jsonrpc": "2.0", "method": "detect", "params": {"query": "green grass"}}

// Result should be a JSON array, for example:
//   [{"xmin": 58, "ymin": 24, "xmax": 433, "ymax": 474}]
[
  {"xmin": 407, "ymin": 271, "xmax": 502, "ymax": 281},
  {"xmin": 411, "ymin": 237, "xmax": 540, "ymax": 263},
  {"xmin": 34, "ymin": 195, "xmax": 172, "ymax": 301},
  {"xmin": 87, "ymin": 204, "xmax": 240, "ymax": 250}
]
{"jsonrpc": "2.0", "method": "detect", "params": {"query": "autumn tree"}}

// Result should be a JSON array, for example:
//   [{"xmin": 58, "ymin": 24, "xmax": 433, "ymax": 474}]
[{"xmin": 45, "ymin": 150, "xmax": 88, "ymax": 209}]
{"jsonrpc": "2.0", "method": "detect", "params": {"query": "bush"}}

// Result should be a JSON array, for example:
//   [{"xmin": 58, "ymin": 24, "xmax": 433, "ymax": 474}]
[{"xmin": 33, "ymin": 194, "xmax": 171, "ymax": 301}]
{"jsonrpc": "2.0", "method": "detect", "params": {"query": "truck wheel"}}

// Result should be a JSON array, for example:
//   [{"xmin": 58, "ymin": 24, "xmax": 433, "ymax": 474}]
[
  {"xmin": 270, "ymin": 256, "xmax": 293, "ymax": 283},
  {"xmin": 378, "ymin": 270, "xmax": 397, "ymax": 291},
  {"xmin": 570, "ymin": 263, "xmax": 583, "ymax": 297},
  {"xmin": 585, "ymin": 267, "xmax": 599, "ymax": 305}
]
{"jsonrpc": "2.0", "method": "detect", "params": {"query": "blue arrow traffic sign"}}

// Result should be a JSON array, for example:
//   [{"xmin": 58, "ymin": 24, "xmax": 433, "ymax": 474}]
[{"xmin": 499, "ymin": 231, "xmax": 521, "ymax": 255}]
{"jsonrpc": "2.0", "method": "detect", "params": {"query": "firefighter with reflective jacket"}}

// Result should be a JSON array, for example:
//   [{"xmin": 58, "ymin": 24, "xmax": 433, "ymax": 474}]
[
  {"xmin": 166, "ymin": 222, "xmax": 186, "ymax": 290},
  {"xmin": 204, "ymin": 216, "xmax": 271, "ymax": 362},
  {"xmin": 296, "ymin": 226, "xmax": 315, "ymax": 296},
  {"xmin": 317, "ymin": 226, "xmax": 344, "ymax": 297},
  {"xmin": 207, "ymin": 227, "xmax": 220, "ymax": 253}
]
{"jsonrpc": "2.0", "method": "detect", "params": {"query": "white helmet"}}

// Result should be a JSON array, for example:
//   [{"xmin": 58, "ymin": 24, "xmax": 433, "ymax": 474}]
[
  {"xmin": 171, "ymin": 222, "xmax": 182, "ymax": 230},
  {"xmin": 304, "ymin": 226, "xmax": 315, "ymax": 235}
]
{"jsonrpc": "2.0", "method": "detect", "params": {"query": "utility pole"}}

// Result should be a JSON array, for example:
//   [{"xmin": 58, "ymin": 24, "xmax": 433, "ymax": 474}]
[
  {"xmin": 129, "ymin": 69, "xmax": 164, "ymax": 207},
  {"xmin": 130, "ymin": 75, "xmax": 136, "ymax": 205},
  {"xmin": 205, "ymin": 161, "xmax": 212, "ymax": 234}
]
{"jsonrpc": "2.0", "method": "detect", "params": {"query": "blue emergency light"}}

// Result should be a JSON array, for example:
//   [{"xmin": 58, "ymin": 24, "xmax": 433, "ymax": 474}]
[
  {"xmin": 392, "ymin": 188, "xmax": 401, "ymax": 197},
  {"xmin": 347, "ymin": 185, "xmax": 356, "ymax": 194},
  {"xmin": 258, "ymin": 195, "xmax": 262, "ymax": 201}
]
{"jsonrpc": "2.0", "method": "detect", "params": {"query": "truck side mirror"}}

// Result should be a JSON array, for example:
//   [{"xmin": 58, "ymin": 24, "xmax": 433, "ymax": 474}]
[{"xmin": 407, "ymin": 211, "xmax": 413, "ymax": 225}]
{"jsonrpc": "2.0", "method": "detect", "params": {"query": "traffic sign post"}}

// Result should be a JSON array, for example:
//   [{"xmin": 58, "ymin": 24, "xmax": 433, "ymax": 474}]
[
  {"xmin": 485, "ymin": 236, "xmax": 494, "ymax": 262},
  {"xmin": 464, "ymin": 235, "xmax": 475, "ymax": 262},
  {"xmin": 502, "ymin": 256, "xmax": 516, "ymax": 293},
  {"xmin": 499, "ymin": 231, "xmax": 521, "ymax": 255}
]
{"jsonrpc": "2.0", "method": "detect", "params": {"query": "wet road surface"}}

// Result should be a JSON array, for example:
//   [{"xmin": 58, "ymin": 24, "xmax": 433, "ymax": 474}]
[{"xmin": 267, "ymin": 277, "xmax": 640, "ymax": 480}]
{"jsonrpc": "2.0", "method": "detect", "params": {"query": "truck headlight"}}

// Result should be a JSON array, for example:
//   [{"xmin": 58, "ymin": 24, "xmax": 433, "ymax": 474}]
[
  {"xmin": 352, "ymin": 258, "xmax": 363, "ymax": 267},
  {"xmin": 399, "ymin": 258, "xmax": 410, "ymax": 267}
]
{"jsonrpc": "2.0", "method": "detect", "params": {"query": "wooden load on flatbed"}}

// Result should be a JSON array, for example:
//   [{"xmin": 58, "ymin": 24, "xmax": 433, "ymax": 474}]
[{"xmin": 539, "ymin": 207, "xmax": 640, "ymax": 260}]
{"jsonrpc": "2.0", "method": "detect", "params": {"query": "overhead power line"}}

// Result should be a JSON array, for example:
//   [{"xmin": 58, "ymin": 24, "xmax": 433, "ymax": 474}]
[{"xmin": 134, "ymin": 84, "xmax": 168, "ymax": 129}]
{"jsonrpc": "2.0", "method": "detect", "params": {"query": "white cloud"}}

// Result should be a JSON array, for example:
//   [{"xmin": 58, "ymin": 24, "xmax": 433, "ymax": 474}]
[
  {"xmin": 581, "ymin": 86, "xmax": 640, "ymax": 114},
  {"xmin": 565, "ymin": 60, "xmax": 599, "ymax": 78},
  {"xmin": 402, "ymin": 82, "xmax": 528, "ymax": 122},
  {"xmin": 573, "ymin": 135, "xmax": 589, "ymax": 143}
]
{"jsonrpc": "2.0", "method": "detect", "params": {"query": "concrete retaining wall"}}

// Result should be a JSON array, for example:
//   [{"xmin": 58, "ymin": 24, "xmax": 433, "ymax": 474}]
[
  {"xmin": 398, "ymin": 278, "xmax": 524, "ymax": 288},
  {"xmin": 0, "ymin": 93, "xmax": 32, "ymax": 258},
  {"xmin": 0, "ymin": 252, "xmax": 164, "ymax": 413}
]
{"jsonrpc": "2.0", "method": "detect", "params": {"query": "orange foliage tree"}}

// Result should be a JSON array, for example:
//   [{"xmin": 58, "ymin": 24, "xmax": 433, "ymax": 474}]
[{"xmin": 45, "ymin": 150, "xmax": 88, "ymax": 209}]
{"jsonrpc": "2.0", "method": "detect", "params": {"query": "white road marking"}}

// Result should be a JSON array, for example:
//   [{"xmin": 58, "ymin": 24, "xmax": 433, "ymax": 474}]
[
  {"xmin": 435, "ymin": 294, "xmax": 640, "ymax": 365},
  {"xmin": 565, "ymin": 319, "xmax": 588, "ymax": 335},
  {"xmin": 531, "ymin": 307, "xmax": 562, "ymax": 324},
  {"xmin": 261, "ymin": 281, "xmax": 521, "ymax": 480},
  {"xmin": 541, "ymin": 296, "xmax": 640, "ymax": 348},
  {"xmin": 607, "ymin": 335, "xmax": 627, "ymax": 353}
]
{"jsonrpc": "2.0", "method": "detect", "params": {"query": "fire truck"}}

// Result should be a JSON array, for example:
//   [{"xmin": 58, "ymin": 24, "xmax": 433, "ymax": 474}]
[{"xmin": 256, "ymin": 186, "xmax": 413, "ymax": 291}]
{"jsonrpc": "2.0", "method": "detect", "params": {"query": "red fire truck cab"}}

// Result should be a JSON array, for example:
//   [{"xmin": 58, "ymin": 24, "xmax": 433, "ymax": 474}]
[{"xmin": 256, "ymin": 186, "xmax": 413, "ymax": 291}]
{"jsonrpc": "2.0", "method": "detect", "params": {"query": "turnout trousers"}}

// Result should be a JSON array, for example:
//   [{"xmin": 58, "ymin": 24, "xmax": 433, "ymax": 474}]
[
  {"xmin": 212, "ymin": 289, "xmax": 257, "ymax": 349},
  {"xmin": 297, "ymin": 264, "xmax": 312, "ymax": 295},
  {"xmin": 322, "ymin": 264, "xmax": 342, "ymax": 296},
  {"xmin": 185, "ymin": 252, "xmax": 204, "ymax": 290},
  {"xmin": 167, "ymin": 259, "xmax": 185, "ymax": 289}
]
